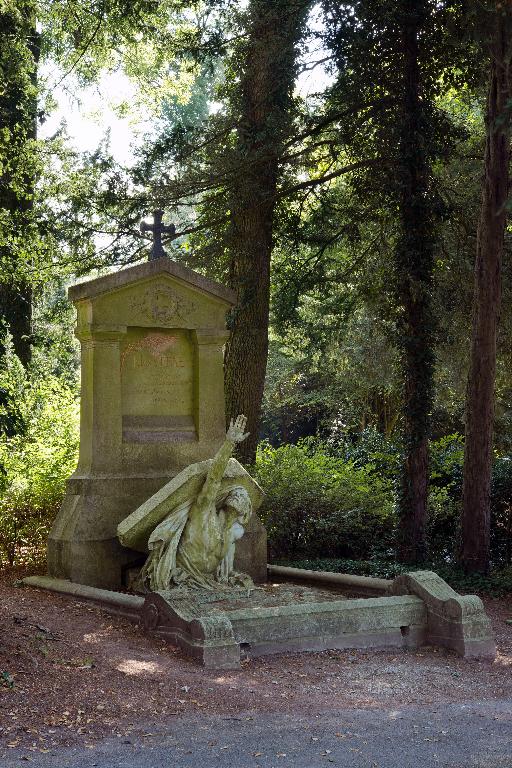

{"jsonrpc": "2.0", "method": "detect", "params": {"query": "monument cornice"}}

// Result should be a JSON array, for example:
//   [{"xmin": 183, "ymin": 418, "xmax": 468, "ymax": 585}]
[
  {"xmin": 75, "ymin": 323, "xmax": 128, "ymax": 341},
  {"xmin": 68, "ymin": 257, "xmax": 237, "ymax": 306}
]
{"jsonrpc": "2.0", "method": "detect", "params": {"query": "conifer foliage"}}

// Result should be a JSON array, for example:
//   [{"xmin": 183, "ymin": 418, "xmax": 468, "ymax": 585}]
[{"xmin": 322, "ymin": 0, "xmax": 468, "ymax": 562}]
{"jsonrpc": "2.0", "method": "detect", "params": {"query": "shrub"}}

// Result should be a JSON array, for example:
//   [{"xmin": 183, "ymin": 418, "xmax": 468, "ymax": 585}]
[
  {"xmin": 254, "ymin": 440, "xmax": 396, "ymax": 560},
  {"xmin": 327, "ymin": 430, "xmax": 466, "ymax": 562},
  {"xmin": 0, "ymin": 346, "xmax": 79, "ymax": 567},
  {"xmin": 429, "ymin": 433, "xmax": 464, "ymax": 492},
  {"xmin": 256, "ymin": 430, "xmax": 512, "ymax": 566},
  {"xmin": 490, "ymin": 457, "xmax": 512, "ymax": 565},
  {"xmin": 426, "ymin": 437, "xmax": 512, "ymax": 566},
  {"xmin": 328, "ymin": 427, "xmax": 401, "ymax": 483},
  {"xmin": 427, "ymin": 485, "xmax": 460, "ymax": 561}
]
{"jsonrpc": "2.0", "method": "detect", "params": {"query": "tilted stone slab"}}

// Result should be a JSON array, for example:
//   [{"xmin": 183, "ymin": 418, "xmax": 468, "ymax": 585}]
[
  {"xmin": 117, "ymin": 457, "xmax": 264, "ymax": 553},
  {"xmin": 390, "ymin": 570, "xmax": 496, "ymax": 659}
]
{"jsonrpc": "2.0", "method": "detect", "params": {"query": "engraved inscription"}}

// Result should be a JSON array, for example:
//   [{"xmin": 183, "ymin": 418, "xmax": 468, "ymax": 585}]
[
  {"xmin": 121, "ymin": 331, "xmax": 178, "ymax": 371},
  {"xmin": 121, "ymin": 328, "xmax": 195, "ymax": 438}
]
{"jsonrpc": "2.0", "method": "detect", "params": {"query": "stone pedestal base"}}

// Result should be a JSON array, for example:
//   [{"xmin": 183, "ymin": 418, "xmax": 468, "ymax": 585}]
[
  {"xmin": 48, "ymin": 476, "xmax": 166, "ymax": 589},
  {"xmin": 48, "ymin": 474, "xmax": 268, "ymax": 590}
]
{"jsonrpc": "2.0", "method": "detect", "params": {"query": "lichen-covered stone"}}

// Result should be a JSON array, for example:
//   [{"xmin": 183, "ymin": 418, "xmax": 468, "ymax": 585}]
[
  {"xmin": 118, "ymin": 458, "xmax": 263, "ymax": 554},
  {"xmin": 47, "ymin": 257, "xmax": 267, "ymax": 589},
  {"xmin": 390, "ymin": 570, "xmax": 496, "ymax": 659},
  {"xmin": 140, "ymin": 584, "xmax": 427, "ymax": 667}
]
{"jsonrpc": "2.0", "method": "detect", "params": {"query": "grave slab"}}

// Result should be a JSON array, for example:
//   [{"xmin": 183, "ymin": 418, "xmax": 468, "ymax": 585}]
[
  {"xmin": 23, "ymin": 569, "xmax": 495, "ymax": 670},
  {"xmin": 138, "ymin": 569, "xmax": 495, "ymax": 668}
]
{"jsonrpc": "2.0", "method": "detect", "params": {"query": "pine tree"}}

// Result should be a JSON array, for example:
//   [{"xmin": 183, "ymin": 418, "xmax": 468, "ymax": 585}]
[
  {"xmin": 224, "ymin": 0, "xmax": 311, "ymax": 463},
  {"xmin": 0, "ymin": 1, "xmax": 39, "ymax": 365},
  {"xmin": 461, "ymin": 4, "xmax": 512, "ymax": 574},
  {"xmin": 322, "ymin": 0, "xmax": 471, "ymax": 561}
]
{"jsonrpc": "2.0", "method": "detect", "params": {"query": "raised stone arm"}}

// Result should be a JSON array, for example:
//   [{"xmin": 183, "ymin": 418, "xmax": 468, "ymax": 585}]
[{"xmin": 193, "ymin": 415, "xmax": 249, "ymax": 519}]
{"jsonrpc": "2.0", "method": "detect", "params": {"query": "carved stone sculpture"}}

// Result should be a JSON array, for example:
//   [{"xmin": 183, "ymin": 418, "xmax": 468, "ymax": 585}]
[{"xmin": 118, "ymin": 415, "xmax": 262, "ymax": 592}]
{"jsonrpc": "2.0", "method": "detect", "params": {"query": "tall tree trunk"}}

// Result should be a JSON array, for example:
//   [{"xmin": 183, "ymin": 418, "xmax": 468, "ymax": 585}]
[
  {"xmin": 224, "ymin": 0, "xmax": 309, "ymax": 464},
  {"xmin": 396, "ymin": 0, "xmax": 436, "ymax": 564},
  {"xmin": 0, "ymin": 1, "xmax": 38, "ymax": 366},
  {"xmin": 461, "ymin": 11, "xmax": 512, "ymax": 574}
]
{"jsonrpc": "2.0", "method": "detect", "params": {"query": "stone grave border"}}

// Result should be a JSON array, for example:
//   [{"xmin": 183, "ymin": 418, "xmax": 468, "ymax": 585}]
[{"xmin": 22, "ymin": 567, "xmax": 496, "ymax": 670}]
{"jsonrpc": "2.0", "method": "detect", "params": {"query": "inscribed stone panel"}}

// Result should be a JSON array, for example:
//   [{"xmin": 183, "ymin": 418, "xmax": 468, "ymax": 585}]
[{"xmin": 120, "ymin": 327, "xmax": 195, "ymax": 443}]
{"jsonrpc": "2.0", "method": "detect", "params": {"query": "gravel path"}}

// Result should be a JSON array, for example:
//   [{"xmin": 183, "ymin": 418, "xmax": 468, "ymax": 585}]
[
  {"xmin": 1, "ymin": 568, "xmax": 511, "ymax": 764},
  {"xmin": 1, "ymin": 700, "xmax": 511, "ymax": 767}
]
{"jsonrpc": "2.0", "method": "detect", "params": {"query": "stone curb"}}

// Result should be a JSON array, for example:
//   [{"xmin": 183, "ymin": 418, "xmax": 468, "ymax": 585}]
[
  {"xmin": 22, "ymin": 576, "xmax": 144, "ymax": 621},
  {"xmin": 22, "ymin": 568, "xmax": 496, "ymax": 666},
  {"xmin": 267, "ymin": 564, "xmax": 391, "ymax": 593}
]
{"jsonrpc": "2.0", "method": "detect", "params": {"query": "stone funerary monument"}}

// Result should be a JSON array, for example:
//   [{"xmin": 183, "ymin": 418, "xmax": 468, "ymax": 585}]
[
  {"xmin": 36, "ymin": 230, "xmax": 494, "ymax": 669},
  {"xmin": 48, "ymin": 256, "xmax": 267, "ymax": 589}
]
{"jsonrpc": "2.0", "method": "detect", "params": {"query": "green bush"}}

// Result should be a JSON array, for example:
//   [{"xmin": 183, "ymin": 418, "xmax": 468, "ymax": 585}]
[
  {"xmin": 0, "ymin": 345, "xmax": 79, "ymax": 567},
  {"xmin": 254, "ymin": 440, "xmax": 396, "ymax": 560},
  {"xmin": 332, "ymin": 428, "xmax": 401, "ymax": 483},
  {"xmin": 490, "ymin": 457, "xmax": 512, "ymax": 564},
  {"xmin": 256, "ymin": 431, "xmax": 512, "ymax": 566},
  {"xmin": 274, "ymin": 557, "xmax": 406, "ymax": 580},
  {"xmin": 429, "ymin": 433, "xmax": 464, "ymax": 491},
  {"xmin": 426, "ymin": 485, "xmax": 460, "ymax": 560},
  {"xmin": 426, "ymin": 437, "xmax": 512, "ymax": 566}
]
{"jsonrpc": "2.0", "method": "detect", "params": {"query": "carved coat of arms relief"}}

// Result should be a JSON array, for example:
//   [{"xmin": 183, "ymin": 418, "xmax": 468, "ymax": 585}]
[{"xmin": 129, "ymin": 285, "xmax": 196, "ymax": 324}]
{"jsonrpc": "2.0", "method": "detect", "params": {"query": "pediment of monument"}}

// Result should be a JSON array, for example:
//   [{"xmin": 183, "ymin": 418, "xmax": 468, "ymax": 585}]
[
  {"xmin": 69, "ymin": 257, "xmax": 236, "ymax": 306},
  {"xmin": 69, "ymin": 258, "xmax": 236, "ymax": 330}
]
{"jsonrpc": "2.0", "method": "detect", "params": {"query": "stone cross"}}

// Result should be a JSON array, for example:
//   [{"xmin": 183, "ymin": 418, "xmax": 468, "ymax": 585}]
[{"xmin": 140, "ymin": 209, "xmax": 176, "ymax": 260}]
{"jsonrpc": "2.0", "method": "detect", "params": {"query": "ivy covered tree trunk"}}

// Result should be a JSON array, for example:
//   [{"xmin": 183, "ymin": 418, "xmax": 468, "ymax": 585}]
[
  {"xmin": 224, "ymin": 0, "xmax": 310, "ymax": 464},
  {"xmin": 461, "ymin": 11, "xmax": 512, "ymax": 575},
  {"xmin": 395, "ymin": 0, "xmax": 436, "ymax": 564},
  {"xmin": 0, "ymin": 1, "xmax": 39, "ymax": 366}
]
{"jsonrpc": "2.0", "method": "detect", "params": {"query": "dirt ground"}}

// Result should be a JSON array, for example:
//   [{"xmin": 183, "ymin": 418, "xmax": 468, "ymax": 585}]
[{"xmin": 1, "ymin": 568, "xmax": 511, "ymax": 756}]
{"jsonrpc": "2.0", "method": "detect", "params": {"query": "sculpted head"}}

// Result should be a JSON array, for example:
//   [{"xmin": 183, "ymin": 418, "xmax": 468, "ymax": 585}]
[{"xmin": 223, "ymin": 486, "xmax": 252, "ymax": 527}]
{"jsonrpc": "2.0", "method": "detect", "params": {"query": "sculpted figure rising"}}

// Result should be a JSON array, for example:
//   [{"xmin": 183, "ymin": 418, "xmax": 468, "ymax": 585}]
[{"xmin": 138, "ymin": 415, "xmax": 253, "ymax": 591}]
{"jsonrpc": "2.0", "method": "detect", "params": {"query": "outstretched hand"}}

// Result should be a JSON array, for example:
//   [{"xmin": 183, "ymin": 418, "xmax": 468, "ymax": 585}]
[{"xmin": 227, "ymin": 414, "xmax": 250, "ymax": 444}]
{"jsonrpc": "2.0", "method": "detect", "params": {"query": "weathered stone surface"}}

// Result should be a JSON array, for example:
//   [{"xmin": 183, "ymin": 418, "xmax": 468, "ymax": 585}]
[
  {"xmin": 267, "ymin": 564, "xmax": 390, "ymax": 595},
  {"xmin": 22, "ymin": 575, "xmax": 143, "ymax": 621},
  {"xmin": 68, "ymin": 256, "xmax": 236, "ymax": 305},
  {"xmin": 390, "ymin": 570, "xmax": 496, "ymax": 659},
  {"xmin": 141, "ymin": 590, "xmax": 241, "ymax": 669},
  {"xmin": 234, "ymin": 512, "xmax": 268, "ymax": 584},
  {"xmin": 118, "ymin": 457, "xmax": 264, "ymax": 554},
  {"xmin": 138, "ymin": 573, "xmax": 496, "ymax": 668},
  {"xmin": 23, "ymin": 569, "xmax": 496, "ymax": 670},
  {"xmin": 141, "ymin": 584, "xmax": 427, "ymax": 667},
  {"xmin": 48, "ymin": 257, "xmax": 267, "ymax": 589},
  {"xmin": 118, "ymin": 417, "xmax": 264, "ymax": 592}
]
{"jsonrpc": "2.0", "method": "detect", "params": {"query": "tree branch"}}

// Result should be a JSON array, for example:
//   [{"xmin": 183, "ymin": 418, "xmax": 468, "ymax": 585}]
[{"xmin": 278, "ymin": 159, "xmax": 384, "ymax": 198}]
